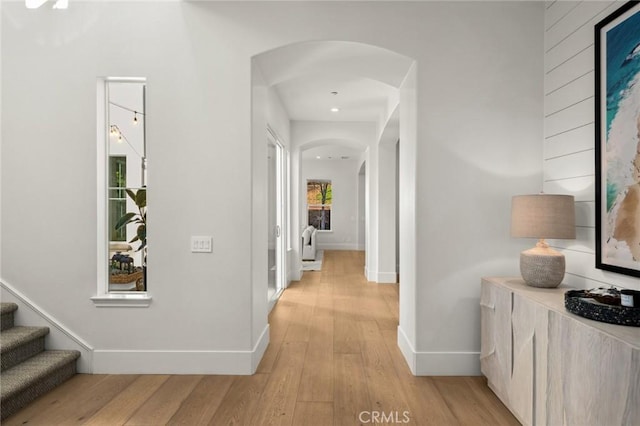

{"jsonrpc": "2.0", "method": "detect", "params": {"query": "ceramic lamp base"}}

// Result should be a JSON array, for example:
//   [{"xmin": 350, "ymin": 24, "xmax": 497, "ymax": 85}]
[{"xmin": 520, "ymin": 242, "xmax": 565, "ymax": 288}]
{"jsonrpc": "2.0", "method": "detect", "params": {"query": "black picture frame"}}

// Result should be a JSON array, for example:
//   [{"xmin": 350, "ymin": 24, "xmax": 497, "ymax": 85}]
[{"xmin": 595, "ymin": 0, "xmax": 640, "ymax": 278}]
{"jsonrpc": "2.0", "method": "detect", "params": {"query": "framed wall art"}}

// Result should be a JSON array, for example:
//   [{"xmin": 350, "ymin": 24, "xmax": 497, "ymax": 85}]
[{"xmin": 595, "ymin": 0, "xmax": 640, "ymax": 278}]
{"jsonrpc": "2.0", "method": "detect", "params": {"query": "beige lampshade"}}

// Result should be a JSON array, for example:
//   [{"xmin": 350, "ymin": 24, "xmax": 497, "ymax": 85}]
[{"xmin": 511, "ymin": 194, "xmax": 576, "ymax": 239}]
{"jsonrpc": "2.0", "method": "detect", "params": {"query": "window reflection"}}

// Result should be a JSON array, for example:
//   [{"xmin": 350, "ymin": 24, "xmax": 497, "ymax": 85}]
[{"xmin": 106, "ymin": 81, "xmax": 147, "ymax": 292}]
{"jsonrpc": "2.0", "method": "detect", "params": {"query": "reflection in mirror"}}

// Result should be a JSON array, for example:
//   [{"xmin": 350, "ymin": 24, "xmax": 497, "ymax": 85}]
[{"xmin": 106, "ymin": 80, "xmax": 147, "ymax": 292}]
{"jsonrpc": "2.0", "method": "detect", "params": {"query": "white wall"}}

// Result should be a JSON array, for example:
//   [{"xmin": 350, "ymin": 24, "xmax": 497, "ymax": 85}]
[
  {"xmin": 267, "ymin": 87, "xmax": 291, "ymax": 148},
  {"xmin": 543, "ymin": 1, "xmax": 640, "ymax": 291},
  {"xmin": 377, "ymin": 108, "xmax": 400, "ymax": 283},
  {"xmin": 1, "ymin": 1, "xmax": 543, "ymax": 375},
  {"xmin": 410, "ymin": 2, "xmax": 544, "ymax": 374},
  {"xmin": 2, "ymin": 3, "xmax": 262, "ymax": 374},
  {"xmin": 302, "ymin": 158, "xmax": 361, "ymax": 250},
  {"xmin": 291, "ymin": 120, "xmax": 376, "ymax": 277},
  {"xmin": 358, "ymin": 165, "xmax": 366, "ymax": 251}
]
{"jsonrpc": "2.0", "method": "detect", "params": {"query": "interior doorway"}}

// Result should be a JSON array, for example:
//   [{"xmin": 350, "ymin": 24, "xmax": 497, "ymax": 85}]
[
  {"xmin": 267, "ymin": 130, "xmax": 286, "ymax": 309},
  {"xmin": 251, "ymin": 40, "xmax": 418, "ymax": 372}
]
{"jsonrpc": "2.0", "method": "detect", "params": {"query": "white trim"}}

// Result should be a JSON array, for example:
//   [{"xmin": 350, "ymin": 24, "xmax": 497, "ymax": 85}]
[
  {"xmin": 397, "ymin": 325, "xmax": 417, "ymax": 375},
  {"xmin": 96, "ymin": 77, "xmax": 148, "ymax": 304},
  {"xmin": 397, "ymin": 325, "xmax": 480, "ymax": 376},
  {"xmin": 0, "ymin": 280, "xmax": 94, "ymax": 373},
  {"xmin": 90, "ymin": 294, "xmax": 152, "ymax": 308},
  {"xmin": 376, "ymin": 271, "xmax": 398, "ymax": 283},
  {"xmin": 251, "ymin": 324, "xmax": 270, "ymax": 373},
  {"xmin": 290, "ymin": 266, "xmax": 302, "ymax": 282},
  {"xmin": 104, "ymin": 76, "xmax": 146, "ymax": 83},
  {"xmin": 96, "ymin": 78, "xmax": 108, "ymax": 296},
  {"xmin": 414, "ymin": 351, "xmax": 481, "ymax": 376},
  {"xmin": 366, "ymin": 267, "xmax": 376, "ymax": 282},
  {"xmin": 268, "ymin": 289, "xmax": 284, "ymax": 312},
  {"xmin": 93, "ymin": 327, "xmax": 270, "ymax": 375}
]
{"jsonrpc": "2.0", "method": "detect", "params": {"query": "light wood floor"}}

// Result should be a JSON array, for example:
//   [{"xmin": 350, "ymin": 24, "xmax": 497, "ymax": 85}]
[{"xmin": 5, "ymin": 250, "xmax": 519, "ymax": 425}]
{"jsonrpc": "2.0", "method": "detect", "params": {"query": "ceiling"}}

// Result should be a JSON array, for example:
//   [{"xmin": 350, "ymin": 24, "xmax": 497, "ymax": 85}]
[
  {"xmin": 254, "ymin": 41, "xmax": 412, "ymax": 158},
  {"xmin": 301, "ymin": 144, "xmax": 365, "ymax": 161},
  {"xmin": 274, "ymin": 72, "xmax": 396, "ymax": 123}
]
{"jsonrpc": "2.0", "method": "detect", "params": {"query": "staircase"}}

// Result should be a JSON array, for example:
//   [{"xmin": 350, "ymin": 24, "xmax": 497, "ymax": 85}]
[{"xmin": 1, "ymin": 302, "xmax": 80, "ymax": 420}]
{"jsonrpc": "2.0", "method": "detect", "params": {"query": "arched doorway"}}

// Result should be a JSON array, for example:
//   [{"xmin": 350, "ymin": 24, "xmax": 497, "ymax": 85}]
[{"xmin": 251, "ymin": 40, "xmax": 417, "ymax": 370}]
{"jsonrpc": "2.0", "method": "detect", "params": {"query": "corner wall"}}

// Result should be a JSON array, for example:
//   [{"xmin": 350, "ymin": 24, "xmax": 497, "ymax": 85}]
[
  {"xmin": 412, "ymin": 1, "xmax": 544, "ymax": 374},
  {"xmin": 543, "ymin": 1, "xmax": 640, "ymax": 291}
]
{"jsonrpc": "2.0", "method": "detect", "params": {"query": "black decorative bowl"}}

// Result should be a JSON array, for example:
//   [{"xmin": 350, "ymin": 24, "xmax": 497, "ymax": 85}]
[{"xmin": 565, "ymin": 290, "xmax": 640, "ymax": 327}]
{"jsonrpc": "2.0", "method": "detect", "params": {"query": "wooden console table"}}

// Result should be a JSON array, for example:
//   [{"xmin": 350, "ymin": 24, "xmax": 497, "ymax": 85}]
[{"xmin": 480, "ymin": 277, "xmax": 640, "ymax": 426}]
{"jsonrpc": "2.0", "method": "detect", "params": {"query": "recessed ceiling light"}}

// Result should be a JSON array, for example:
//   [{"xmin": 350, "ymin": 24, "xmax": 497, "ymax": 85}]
[
  {"xmin": 316, "ymin": 156, "xmax": 321, "ymax": 159},
  {"xmin": 330, "ymin": 107, "xmax": 340, "ymax": 112},
  {"xmin": 331, "ymin": 91, "xmax": 338, "ymax": 95}
]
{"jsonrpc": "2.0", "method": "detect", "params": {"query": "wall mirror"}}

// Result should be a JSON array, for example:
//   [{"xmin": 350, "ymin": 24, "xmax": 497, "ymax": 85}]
[{"xmin": 106, "ymin": 80, "xmax": 147, "ymax": 292}]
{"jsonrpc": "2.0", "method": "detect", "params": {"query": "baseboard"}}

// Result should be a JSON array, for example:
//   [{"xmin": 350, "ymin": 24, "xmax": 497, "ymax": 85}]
[
  {"xmin": 415, "ymin": 351, "xmax": 481, "ymax": 376},
  {"xmin": 366, "ymin": 267, "xmax": 376, "ymax": 282},
  {"xmin": 252, "ymin": 324, "xmax": 270, "ymax": 373},
  {"xmin": 94, "ymin": 349, "xmax": 260, "ymax": 375},
  {"xmin": 397, "ymin": 326, "xmax": 417, "ymax": 375},
  {"xmin": 291, "ymin": 268, "xmax": 302, "ymax": 281},
  {"xmin": 93, "ymin": 326, "xmax": 270, "ymax": 375},
  {"xmin": 288, "ymin": 248, "xmax": 301, "ymax": 281},
  {"xmin": 397, "ymin": 325, "xmax": 481, "ymax": 376},
  {"xmin": 0, "ymin": 279, "xmax": 94, "ymax": 373},
  {"xmin": 376, "ymin": 271, "xmax": 398, "ymax": 283}
]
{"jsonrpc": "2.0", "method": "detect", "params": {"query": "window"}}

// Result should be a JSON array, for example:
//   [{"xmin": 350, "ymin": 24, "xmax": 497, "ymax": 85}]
[
  {"xmin": 93, "ymin": 77, "xmax": 150, "ymax": 305},
  {"xmin": 109, "ymin": 156, "xmax": 127, "ymax": 242},
  {"xmin": 307, "ymin": 180, "xmax": 332, "ymax": 231}
]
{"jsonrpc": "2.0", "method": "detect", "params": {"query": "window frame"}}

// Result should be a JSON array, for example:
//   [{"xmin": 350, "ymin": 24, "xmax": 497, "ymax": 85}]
[
  {"xmin": 92, "ymin": 77, "xmax": 151, "ymax": 307},
  {"xmin": 306, "ymin": 179, "xmax": 333, "ymax": 232}
]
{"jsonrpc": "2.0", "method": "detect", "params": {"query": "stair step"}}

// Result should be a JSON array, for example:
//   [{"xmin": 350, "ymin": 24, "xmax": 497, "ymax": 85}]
[
  {"xmin": 1, "ymin": 326, "xmax": 49, "ymax": 372},
  {"xmin": 0, "ymin": 303, "xmax": 18, "ymax": 331},
  {"xmin": 1, "ymin": 350, "xmax": 80, "ymax": 420}
]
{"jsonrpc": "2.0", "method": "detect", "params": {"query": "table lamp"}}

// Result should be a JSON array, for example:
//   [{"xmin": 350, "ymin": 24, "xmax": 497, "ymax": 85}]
[{"xmin": 511, "ymin": 194, "xmax": 576, "ymax": 287}]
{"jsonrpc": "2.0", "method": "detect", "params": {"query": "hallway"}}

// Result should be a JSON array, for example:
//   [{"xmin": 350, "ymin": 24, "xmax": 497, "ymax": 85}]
[{"xmin": 4, "ymin": 251, "xmax": 518, "ymax": 425}]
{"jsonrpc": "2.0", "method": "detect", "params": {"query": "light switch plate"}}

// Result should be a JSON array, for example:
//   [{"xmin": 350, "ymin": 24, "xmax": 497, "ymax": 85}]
[{"xmin": 191, "ymin": 236, "xmax": 212, "ymax": 253}]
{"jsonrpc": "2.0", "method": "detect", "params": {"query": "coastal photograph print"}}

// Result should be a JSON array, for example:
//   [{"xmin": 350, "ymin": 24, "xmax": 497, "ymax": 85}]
[{"xmin": 595, "ymin": 0, "xmax": 640, "ymax": 278}]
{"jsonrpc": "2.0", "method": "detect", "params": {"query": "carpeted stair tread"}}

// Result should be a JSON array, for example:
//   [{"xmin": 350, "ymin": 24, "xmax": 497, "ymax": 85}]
[
  {"xmin": 0, "ymin": 303, "xmax": 18, "ymax": 316},
  {"xmin": 1, "ymin": 326, "xmax": 50, "ymax": 371},
  {"xmin": 1, "ymin": 326, "xmax": 49, "ymax": 353},
  {"xmin": 1, "ymin": 350, "xmax": 80, "ymax": 400},
  {"xmin": 1, "ymin": 303, "xmax": 18, "ymax": 331},
  {"xmin": 0, "ymin": 303, "xmax": 81, "ymax": 420}
]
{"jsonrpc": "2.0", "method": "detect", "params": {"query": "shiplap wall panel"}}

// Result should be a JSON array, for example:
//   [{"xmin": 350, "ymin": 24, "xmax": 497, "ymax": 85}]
[
  {"xmin": 545, "ymin": 98, "xmax": 593, "ymax": 137},
  {"xmin": 544, "ymin": 0, "xmax": 639, "ymax": 291},
  {"xmin": 575, "ymin": 201, "xmax": 596, "ymax": 228},
  {"xmin": 545, "ymin": 46, "xmax": 593, "ymax": 92},
  {"xmin": 563, "ymin": 249, "xmax": 640, "ymax": 290},
  {"xmin": 545, "ymin": 1, "xmax": 580, "ymax": 32},
  {"xmin": 544, "ymin": 72, "xmax": 593, "ymax": 115},
  {"xmin": 545, "ymin": 122, "xmax": 593, "ymax": 159},
  {"xmin": 545, "ymin": 3, "xmax": 617, "ymax": 72},
  {"xmin": 551, "ymin": 226, "xmax": 594, "ymax": 254},
  {"xmin": 544, "ymin": 175, "xmax": 594, "ymax": 202},
  {"xmin": 545, "ymin": 149, "xmax": 594, "ymax": 180},
  {"xmin": 545, "ymin": 1, "xmax": 614, "ymax": 52}
]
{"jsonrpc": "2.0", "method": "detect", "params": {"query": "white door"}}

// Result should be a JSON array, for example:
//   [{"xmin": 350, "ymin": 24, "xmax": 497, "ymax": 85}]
[{"xmin": 267, "ymin": 133, "xmax": 286, "ymax": 307}]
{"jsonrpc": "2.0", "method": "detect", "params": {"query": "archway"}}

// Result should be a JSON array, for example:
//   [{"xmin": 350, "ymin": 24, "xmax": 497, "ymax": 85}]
[{"xmin": 251, "ymin": 40, "xmax": 417, "ymax": 371}]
